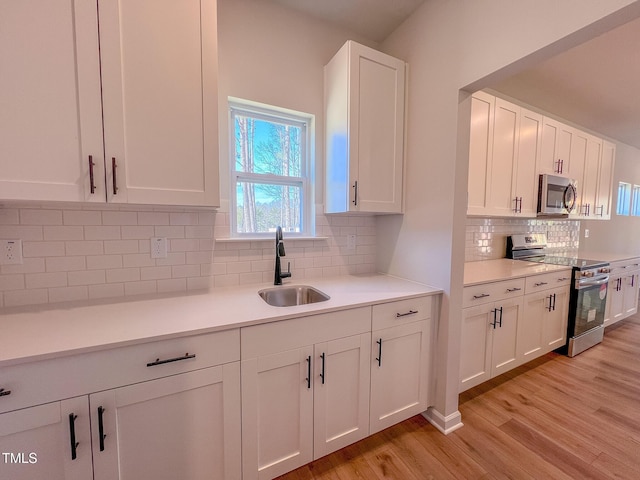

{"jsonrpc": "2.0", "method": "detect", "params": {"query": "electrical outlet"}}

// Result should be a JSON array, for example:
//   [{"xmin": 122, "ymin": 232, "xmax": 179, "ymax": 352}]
[
  {"xmin": 150, "ymin": 237, "xmax": 167, "ymax": 259},
  {"xmin": 0, "ymin": 239, "xmax": 23, "ymax": 265},
  {"xmin": 347, "ymin": 234, "xmax": 357, "ymax": 251},
  {"xmin": 584, "ymin": 229, "xmax": 590, "ymax": 238}
]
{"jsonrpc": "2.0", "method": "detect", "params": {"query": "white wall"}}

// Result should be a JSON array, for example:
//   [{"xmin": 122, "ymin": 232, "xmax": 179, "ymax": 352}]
[
  {"xmin": 377, "ymin": 0, "xmax": 640, "ymax": 431},
  {"xmin": 581, "ymin": 141, "xmax": 640, "ymax": 256},
  {"xmin": 217, "ymin": 0, "xmax": 376, "ymax": 211}
]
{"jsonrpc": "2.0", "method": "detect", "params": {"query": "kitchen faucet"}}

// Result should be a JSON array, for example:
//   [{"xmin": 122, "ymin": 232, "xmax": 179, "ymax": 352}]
[{"xmin": 274, "ymin": 226, "xmax": 292, "ymax": 285}]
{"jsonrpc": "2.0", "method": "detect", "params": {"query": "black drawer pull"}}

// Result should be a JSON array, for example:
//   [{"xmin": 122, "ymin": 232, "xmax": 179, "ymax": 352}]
[
  {"xmin": 472, "ymin": 293, "xmax": 490, "ymax": 300},
  {"xmin": 396, "ymin": 310, "xmax": 418, "ymax": 318},
  {"xmin": 534, "ymin": 282, "xmax": 548, "ymax": 287},
  {"xmin": 147, "ymin": 353, "xmax": 196, "ymax": 367},
  {"xmin": 0, "ymin": 388, "xmax": 11, "ymax": 397},
  {"xmin": 506, "ymin": 287, "xmax": 522, "ymax": 293}
]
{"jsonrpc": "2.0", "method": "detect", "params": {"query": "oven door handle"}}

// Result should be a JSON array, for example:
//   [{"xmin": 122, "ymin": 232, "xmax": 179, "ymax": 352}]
[{"xmin": 577, "ymin": 276, "xmax": 609, "ymax": 289}]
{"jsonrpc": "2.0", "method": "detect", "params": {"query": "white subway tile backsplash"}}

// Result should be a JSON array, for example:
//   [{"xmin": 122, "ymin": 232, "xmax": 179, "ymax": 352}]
[
  {"xmin": 44, "ymin": 226, "xmax": 85, "ymax": 241},
  {"xmin": 1, "ymin": 206, "xmax": 376, "ymax": 308},
  {"xmin": 64, "ymin": 210, "xmax": 102, "ymax": 225},
  {"xmin": 21, "ymin": 209, "xmax": 63, "ymax": 225}
]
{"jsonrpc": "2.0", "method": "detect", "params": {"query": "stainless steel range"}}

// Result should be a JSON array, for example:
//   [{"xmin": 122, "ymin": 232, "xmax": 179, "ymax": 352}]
[{"xmin": 507, "ymin": 234, "xmax": 610, "ymax": 357}]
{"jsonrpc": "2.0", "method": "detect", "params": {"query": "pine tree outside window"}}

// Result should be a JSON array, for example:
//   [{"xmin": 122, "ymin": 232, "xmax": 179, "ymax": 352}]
[{"xmin": 229, "ymin": 101, "xmax": 313, "ymax": 237}]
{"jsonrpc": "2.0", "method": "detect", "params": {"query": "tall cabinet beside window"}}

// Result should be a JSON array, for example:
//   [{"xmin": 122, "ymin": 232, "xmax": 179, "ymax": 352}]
[
  {"xmin": 0, "ymin": 0, "xmax": 219, "ymax": 207},
  {"xmin": 324, "ymin": 41, "xmax": 406, "ymax": 214}
]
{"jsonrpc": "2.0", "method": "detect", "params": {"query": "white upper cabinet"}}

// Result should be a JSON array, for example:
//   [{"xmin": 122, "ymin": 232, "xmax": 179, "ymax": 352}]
[
  {"xmin": 325, "ymin": 41, "xmax": 405, "ymax": 214},
  {"xmin": 596, "ymin": 140, "xmax": 616, "ymax": 219},
  {"xmin": 0, "ymin": 0, "xmax": 103, "ymax": 203},
  {"xmin": 467, "ymin": 92, "xmax": 541, "ymax": 217},
  {"xmin": 0, "ymin": 0, "xmax": 219, "ymax": 207},
  {"xmin": 539, "ymin": 117, "xmax": 576, "ymax": 177}
]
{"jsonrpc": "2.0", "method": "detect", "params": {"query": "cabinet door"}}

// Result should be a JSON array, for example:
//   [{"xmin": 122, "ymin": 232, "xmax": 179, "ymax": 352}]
[
  {"xmin": 543, "ymin": 287, "xmax": 570, "ymax": 352},
  {"xmin": 98, "ymin": 0, "xmax": 219, "ymax": 206},
  {"xmin": 608, "ymin": 277, "xmax": 625, "ymax": 325},
  {"xmin": 0, "ymin": 397, "xmax": 92, "ymax": 480},
  {"xmin": 514, "ymin": 108, "xmax": 542, "ymax": 216},
  {"xmin": 491, "ymin": 297, "xmax": 523, "ymax": 377},
  {"xmin": 539, "ymin": 117, "xmax": 574, "ymax": 176},
  {"xmin": 314, "ymin": 333, "xmax": 371, "ymax": 458},
  {"xmin": 596, "ymin": 141, "xmax": 616, "ymax": 219},
  {"xmin": 92, "ymin": 364, "xmax": 241, "ymax": 480},
  {"xmin": 242, "ymin": 347, "xmax": 313, "ymax": 480},
  {"xmin": 460, "ymin": 303, "xmax": 493, "ymax": 392},
  {"xmin": 370, "ymin": 320, "xmax": 431, "ymax": 434},
  {"xmin": 487, "ymin": 98, "xmax": 518, "ymax": 216},
  {"xmin": 0, "ymin": 0, "xmax": 103, "ymax": 202},
  {"xmin": 622, "ymin": 273, "xmax": 639, "ymax": 317},
  {"xmin": 467, "ymin": 92, "xmax": 495, "ymax": 215},
  {"xmin": 520, "ymin": 292, "xmax": 548, "ymax": 363},
  {"xmin": 577, "ymin": 134, "xmax": 601, "ymax": 217},
  {"xmin": 349, "ymin": 42, "xmax": 405, "ymax": 213}
]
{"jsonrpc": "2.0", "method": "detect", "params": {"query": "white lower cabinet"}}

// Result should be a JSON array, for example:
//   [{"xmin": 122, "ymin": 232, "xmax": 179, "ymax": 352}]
[
  {"xmin": 460, "ymin": 297, "xmax": 523, "ymax": 392},
  {"xmin": 0, "ymin": 397, "xmax": 92, "ymax": 480},
  {"xmin": 369, "ymin": 296, "xmax": 433, "ymax": 434},
  {"xmin": 240, "ymin": 308, "xmax": 371, "ymax": 480},
  {"xmin": 0, "ymin": 330, "xmax": 241, "ymax": 480},
  {"xmin": 605, "ymin": 262, "xmax": 640, "ymax": 327},
  {"xmin": 91, "ymin": 364, "xmax": 241, "ymax": 480},
  {"xmin": 520, "ymin": 286, "xmax": 569, "ymax": 363}
]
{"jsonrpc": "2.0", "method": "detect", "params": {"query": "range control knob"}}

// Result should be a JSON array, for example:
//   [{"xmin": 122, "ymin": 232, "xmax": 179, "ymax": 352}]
[
  {"xmin": 581, "ymin": 271, "xmax": 595, "ymax": 278},
  {"xmin": 599, "ymin": 268, "xmax": 611, "ymax": 274}
]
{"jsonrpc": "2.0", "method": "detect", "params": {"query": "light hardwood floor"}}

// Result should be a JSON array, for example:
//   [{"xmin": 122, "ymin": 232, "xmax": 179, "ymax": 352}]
[{"xmin": 278, "ymin": 315, "xmax": 640, "ymax": 479}]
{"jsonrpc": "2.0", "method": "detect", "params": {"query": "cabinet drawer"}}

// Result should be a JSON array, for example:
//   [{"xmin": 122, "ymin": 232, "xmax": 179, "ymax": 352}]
[
  {"xmin": 371, "ymin": 296, "xmax": 432, "ymax": 331},
  {"xmin": 0, "ymin": 329, "xmax": 239, "ymax": 414},
  {"xmin": 463, "ymin": 278, "xmax": 525, "ymax": 308},
  {"xmin": 525, "ymin": 270, "xmax": 572, "ymax": 293},
  {"xmin": 609, "ymin": 258, "xmax": 640, "ymax": 276}
]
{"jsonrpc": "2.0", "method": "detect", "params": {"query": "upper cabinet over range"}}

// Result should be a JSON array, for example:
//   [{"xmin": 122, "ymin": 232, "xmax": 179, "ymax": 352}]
[
  {"xmin": 324, "ymin": 41, "xmax": 406, "ymax": 214},
  {"xmin": 0, "ymin": 0, "xmax": 219, "ymax": 207},
  {"xmin": 467, "ymin": 91, "xmax": 615, "ymax": 220}
]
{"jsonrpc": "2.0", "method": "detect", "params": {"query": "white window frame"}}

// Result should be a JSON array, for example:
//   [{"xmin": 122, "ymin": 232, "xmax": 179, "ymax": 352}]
[
  {"xmin": 617, "ymin": 181, "xmax": 631, "ymax": 216},
  {"xmin": 229, "ymin": 99, "xmax": 314, "ymax": 238},
  {"xmin": 632, "ymin": 185, "xmax": 640, "ymax": 216}
]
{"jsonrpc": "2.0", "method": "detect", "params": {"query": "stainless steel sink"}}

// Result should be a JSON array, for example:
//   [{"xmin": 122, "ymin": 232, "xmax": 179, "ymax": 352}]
[{"xmin": 258, "ymin": 285, "xmax": 330, "ymax": 307}]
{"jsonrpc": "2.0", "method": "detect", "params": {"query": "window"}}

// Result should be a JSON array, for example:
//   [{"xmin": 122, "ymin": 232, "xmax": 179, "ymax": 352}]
[
  {"xmin": 617, "ymin": 182, "xmax": 631, "ymax": 216},
  {"xmin": 632, "ymin": 185, "xmax": 640, "ymax": 216},
  {"xmin": 229, "ymin": 101, "xmax": 313, "ymax": 236}
]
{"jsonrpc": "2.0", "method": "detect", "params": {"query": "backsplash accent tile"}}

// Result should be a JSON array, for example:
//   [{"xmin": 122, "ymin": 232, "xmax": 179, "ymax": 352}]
[
  {"xmin": 465, "ymin": 217, "xmax": 580, "ymax": 262},
  {"xmin": 0, "ymin": 204, "xmax": 376, "ymax": 307}
]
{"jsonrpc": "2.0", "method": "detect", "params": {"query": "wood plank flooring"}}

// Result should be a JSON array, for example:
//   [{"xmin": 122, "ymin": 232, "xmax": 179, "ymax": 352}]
[{"xmin": 277, "ymin": 315, "xmax": 640, "ymax": 479}]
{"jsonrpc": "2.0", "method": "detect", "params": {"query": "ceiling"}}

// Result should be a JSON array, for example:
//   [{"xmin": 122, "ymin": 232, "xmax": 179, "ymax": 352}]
[
  {"xmin": 264, "ymin": 0, "xmax": 640, "ymax": 149},
  {"xmin": 491, "ymin": 15, "xmax": 640, "ymax": 150},
  {"xmin": 265, "ymin": 0, "xmax": 426, "ymax": 43}
]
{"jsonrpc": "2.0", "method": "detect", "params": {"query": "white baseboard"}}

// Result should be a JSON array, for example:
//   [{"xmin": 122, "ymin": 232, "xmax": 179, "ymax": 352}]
[{"xmin": 422, "ymin": 407, "xmax": 463, "ymax": 435}]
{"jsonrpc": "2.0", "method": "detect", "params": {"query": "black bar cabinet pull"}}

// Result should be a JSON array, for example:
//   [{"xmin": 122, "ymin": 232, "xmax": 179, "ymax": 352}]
[
  {"xmin": 506, "ymin": 287, "xmax": 521, "ymax": 293},
  {"xmin": 498, "ymin": 307, "xmax": 503, "ymax": 327},
  {"xmin": 552, "ymin": 293, "xmax": 557, "ymax": 311},
  {"xmin": 88, "ymin": 155, "xmax": 96, "ymax": 194},
  {"xmin": 490, "ymin": 309, "xmax": 498, "ymax": 329},
  {"xmin": 0, "ymin": 388, "xmax": 11, "ymax": 397},
  {"xmin": 147, "ymin": 353, "xmax": 196, "ymax": 367},
  {"xmin": 547, "ymin": 295, "xmax": 553, "ymax": 312},
  {"xmin": 632, "ymin": 275, "xmax": 635, "ymax": 288},
  {"xmin": 69, "ymin": 413, "xmax": 79, "ymax": 460},
  {"xmin": 375, "ymin": 339, "xmax": 382, "ymax": 367},
  {"xmin": 352, "ymin": 181, "xmax": 358, "ymax": 206},
  {"xmin": 112, "ymin": 157, "xmax": 118, "ymax": 195},
  {"xmin": 473, "ymin": 293, "xmax": 490, "ymax": 300},
  {"xmin": 396, "ymin": 310, "xmax": 418, "ymax": 318},
  {"xmin": 306, "ymin": 355, "xmax": 311, "ymax": 389},
  {"xmin": 320, "ymin": 353, "xmax": 326, "ymax": 384},
  {"xmin": 534, "ymin": 282, "xmax": 548, "ymax": 287},
  {"xmin": 98, "ymin": 406, "xmax": 106, "ymax": 451}
]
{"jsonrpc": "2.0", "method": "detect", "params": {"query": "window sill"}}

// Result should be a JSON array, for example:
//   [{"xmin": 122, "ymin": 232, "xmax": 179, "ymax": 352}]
[{"xmin": 215, "ymin": 236, "xmax": 328, "ymax": 243}]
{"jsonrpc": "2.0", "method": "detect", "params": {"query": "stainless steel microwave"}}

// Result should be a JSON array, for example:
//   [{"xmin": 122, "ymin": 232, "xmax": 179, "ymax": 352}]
[{"xmin": 537, "ymin": 174, "xmax": 577, "ymax": 216}]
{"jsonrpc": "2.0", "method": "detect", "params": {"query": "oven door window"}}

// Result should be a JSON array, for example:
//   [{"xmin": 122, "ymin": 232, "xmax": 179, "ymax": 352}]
[{"xmin": 574, "ymin": 283, "xmax": 607, "ymax": 336}]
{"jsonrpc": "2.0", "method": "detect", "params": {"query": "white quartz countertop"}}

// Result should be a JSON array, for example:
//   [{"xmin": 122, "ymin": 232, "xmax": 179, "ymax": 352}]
[
  {"xmin": 464, "ymin": 259, "xmax": 572, "ymax": 286},
  {"xmin": 579, "ymin": 251, "xmax": 640, "ymax": 263},
  {"xmin": 0, "ymin": 274, "xmax": 441, "ymax": 367}
]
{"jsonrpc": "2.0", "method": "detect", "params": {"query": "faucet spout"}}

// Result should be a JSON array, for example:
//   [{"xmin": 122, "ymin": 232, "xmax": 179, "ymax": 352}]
[{"xmin": 274, "ymin": 226, "xmax": 291, "ymax": 285}]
